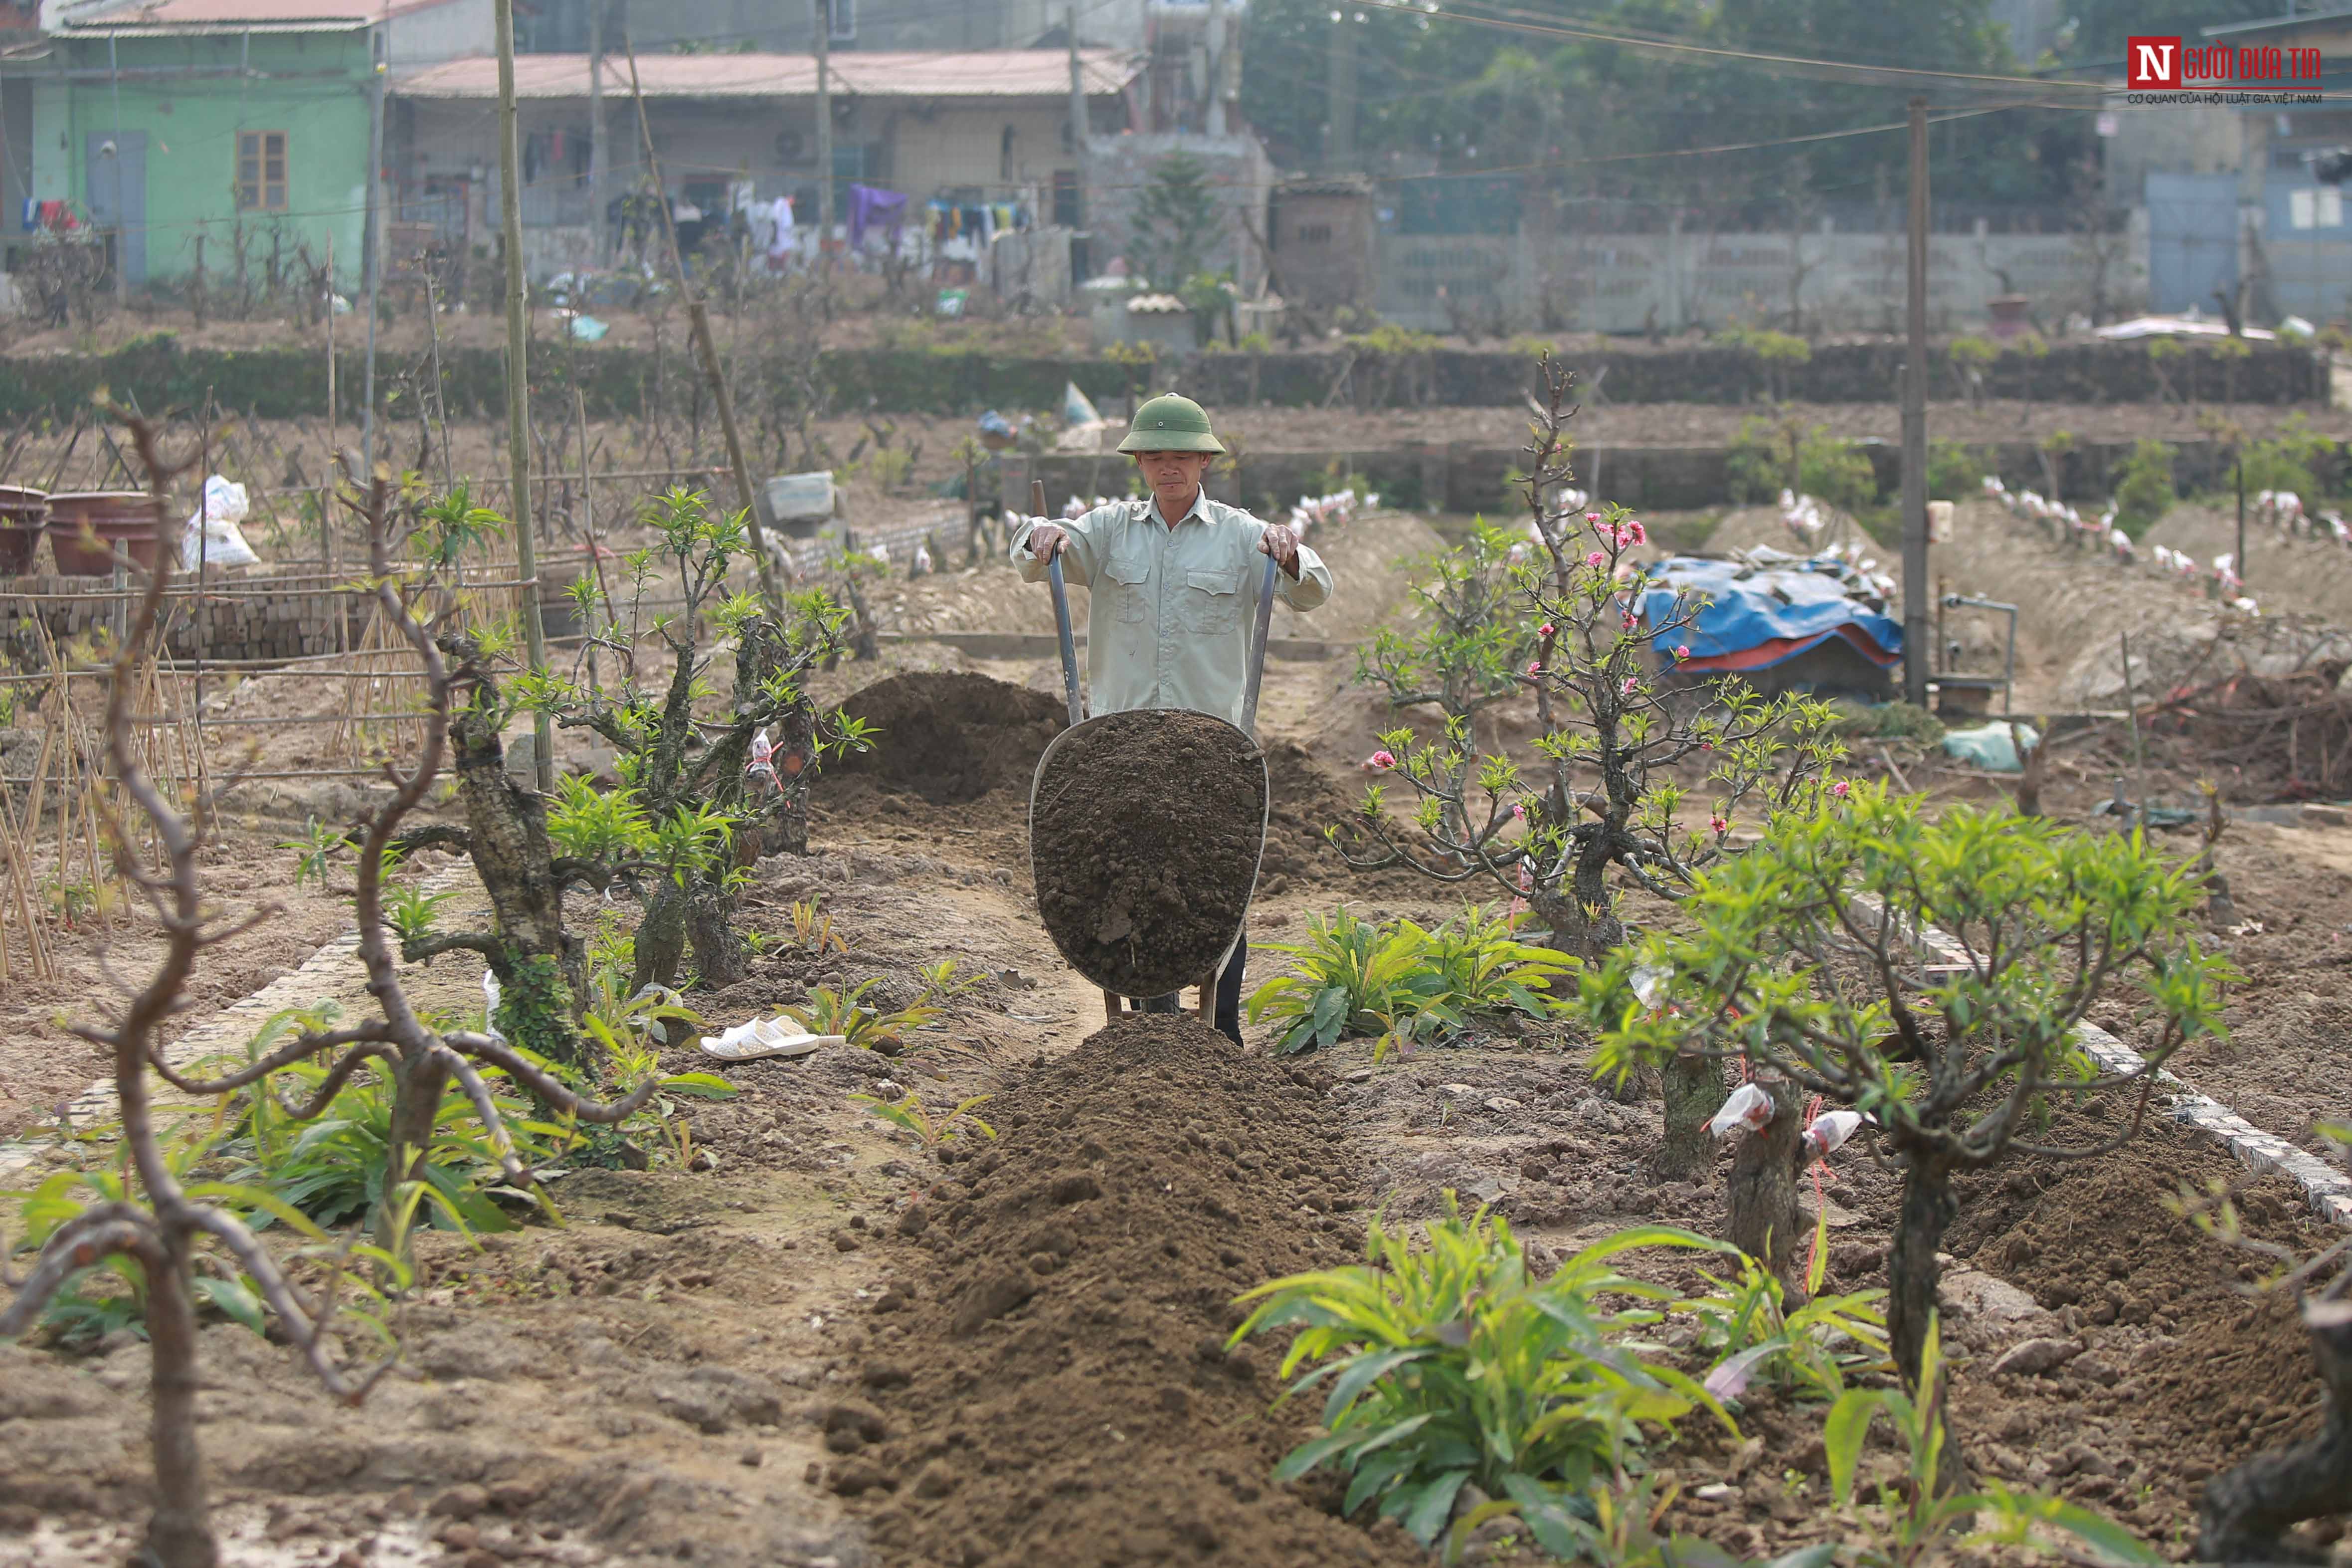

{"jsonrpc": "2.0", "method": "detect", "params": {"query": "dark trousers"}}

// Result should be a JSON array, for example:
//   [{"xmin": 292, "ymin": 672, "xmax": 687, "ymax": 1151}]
[{"xmin": 1140, "ymin": 930, "xmax": 1247, "ymax": 1046}]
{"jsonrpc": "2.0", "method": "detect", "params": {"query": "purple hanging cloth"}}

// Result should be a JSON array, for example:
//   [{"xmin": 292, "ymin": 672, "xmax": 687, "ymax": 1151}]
[{"xmin": 847, "ymin": 183, "xmax": 909, "ymax": 250}]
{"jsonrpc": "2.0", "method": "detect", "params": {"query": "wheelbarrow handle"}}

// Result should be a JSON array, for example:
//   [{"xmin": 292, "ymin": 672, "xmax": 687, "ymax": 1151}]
[
  {"xmin": 1241, "ymin": 551, "xmax": 1278, "ymax": 737},
  {"xmin": 1048, "ymin": 553, "xmax": 1084, "ymax": 729}
]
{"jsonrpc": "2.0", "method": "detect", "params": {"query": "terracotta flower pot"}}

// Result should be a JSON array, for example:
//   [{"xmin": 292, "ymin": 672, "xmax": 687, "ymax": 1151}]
[
  {"xmin": 0, "ymin": 487, "xmax": 47, "ymax": 576},
  {"xmin": 46, "ymin": 491, "xmax": 164, "ymax": 576}
]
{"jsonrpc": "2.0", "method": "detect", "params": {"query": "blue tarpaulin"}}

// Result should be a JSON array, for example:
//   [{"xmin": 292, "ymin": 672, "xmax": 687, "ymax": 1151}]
[{"xmin": 1639, "ymin": 556, "xmax": 1902, "ymax": 673}]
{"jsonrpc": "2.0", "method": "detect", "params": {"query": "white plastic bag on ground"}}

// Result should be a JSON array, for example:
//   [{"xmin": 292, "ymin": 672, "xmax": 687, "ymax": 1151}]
[{"xmin": 180, "ymin": 474, "xmax": 260, "ymax": 570}]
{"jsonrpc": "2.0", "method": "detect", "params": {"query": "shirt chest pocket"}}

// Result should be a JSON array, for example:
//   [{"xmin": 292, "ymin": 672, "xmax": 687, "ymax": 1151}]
[
  {"xmin": 1179, "ymin": 565, "xmax": 1242, "ymax": 634},
  {"xmin": 1103, "ymin": 552, "xmax": 1151, "ymax": 624}
]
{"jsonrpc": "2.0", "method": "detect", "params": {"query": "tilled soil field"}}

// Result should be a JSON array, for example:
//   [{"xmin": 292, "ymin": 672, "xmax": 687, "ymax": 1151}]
[
  {"xmin": 6, "ymin": 666, "xmax": 2352, "ymax": 1567},
  {"xmin": 837, "ymin": 1015, "xmax": 1423, "ymax": 1568}
]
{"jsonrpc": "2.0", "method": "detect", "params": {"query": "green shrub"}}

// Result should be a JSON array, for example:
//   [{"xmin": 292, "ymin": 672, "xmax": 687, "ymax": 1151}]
[
  {"xmin": 1232, "ymin": 1200, "xmax": 1734, "ymax": 1558},
  {"xmin": 1245, "ymin": 905, "xmax": 1571, "ymax": 1058},
  {"xmin": 2110, "ymin": 438, "xmax": 2177, "ymax": 538},
  {"xmin": 1726, "ymin": 416, "xmax": 1880, "ymax": 512},
  {"xmin": 1830, "ymin": 699, "xmax": 1944, "ymax": 746},
  {"xmin": 2235, "ymin": 416, "xmax": 2338, "ymax": 501},
  {"xmin": 1925, "ymin": 439, "xmax": 1983, "ymax": 503}
]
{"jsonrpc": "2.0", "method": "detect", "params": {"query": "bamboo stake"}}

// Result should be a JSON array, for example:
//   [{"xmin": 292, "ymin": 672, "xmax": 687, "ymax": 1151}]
[
  {"xmin": 622, "ymin": 37, "xmax": 787, "ymax": 606},
  {"xmin": 496, "ymin": 0, "xmax": 556, "ymax": 795}
]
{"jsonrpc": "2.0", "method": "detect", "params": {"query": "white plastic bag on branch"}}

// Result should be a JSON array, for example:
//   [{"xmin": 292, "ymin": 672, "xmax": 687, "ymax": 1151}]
[
  {"xmin": 179, "ymin": 474, "xmax": 261, "ymax": 570},
  {"xmin": 1706, "ymin": 1080, "xmax": 1774, "ymax": 1139},
  {"xmin": 1803, "ymin": 1109, "xmax": 1863, "ymax": 1159}
]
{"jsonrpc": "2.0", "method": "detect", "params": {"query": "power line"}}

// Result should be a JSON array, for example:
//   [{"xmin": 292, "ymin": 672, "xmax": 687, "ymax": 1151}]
[{"xmin": 1345, "ymin": 0, "xmax": 2106, "ymax": 99}]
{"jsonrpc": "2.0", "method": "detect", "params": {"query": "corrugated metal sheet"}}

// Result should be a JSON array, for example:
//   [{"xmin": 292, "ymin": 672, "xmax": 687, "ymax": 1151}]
[
  {"xmin": 392, "ymin": 48, "xmax": 1139, "ymax": 101},
  {"xmin": 57, "ymin": 0, "xmax": 452, "ymax": 28}
]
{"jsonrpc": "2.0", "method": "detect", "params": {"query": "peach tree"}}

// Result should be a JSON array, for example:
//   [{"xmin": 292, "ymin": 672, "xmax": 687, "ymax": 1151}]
[
  {"xmin": 1584, "ymin": 786, "xmax": 2229, "ymax": 1420},
  {"xmin": 1337, "ymin": 353, "xmax": 1844, "ymax": 963}
]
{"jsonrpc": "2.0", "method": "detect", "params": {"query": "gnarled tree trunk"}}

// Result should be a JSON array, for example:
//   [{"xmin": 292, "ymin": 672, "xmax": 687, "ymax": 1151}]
[
  {"xmin": 1726, "ymin": 1077, "xmax": 1804, "ymax": 1287},
  {"xmin": 1658, "ymin": 1049, "xmax": 1725, "ymax": 1181},
  {"xmin": 2198, "ymin": 1300, "xmax": 2352, "ymax": 1562},
  {"xmin": 447, "ymin": 699, "xmax": 588, "ymax": 1065},
  {"xmin": 143, "ymin": 1231, "xmax": 215, "ymax": 1568}
]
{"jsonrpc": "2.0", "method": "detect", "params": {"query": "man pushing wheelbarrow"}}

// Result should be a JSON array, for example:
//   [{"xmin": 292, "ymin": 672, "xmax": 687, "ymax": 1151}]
[{"xmin": 1011, "ymin": 395, "xmax": 1334, "ymax": 1045}]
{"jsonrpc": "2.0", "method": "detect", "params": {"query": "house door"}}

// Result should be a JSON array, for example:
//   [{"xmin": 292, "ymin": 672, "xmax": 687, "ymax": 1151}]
[
  {"xmin": 85, "ymin": 130, "xmax": 148, "ymax": 286},
  {"xmin": 2146, "ymin": 172, "xmax": 2238, "ymax": 315}
]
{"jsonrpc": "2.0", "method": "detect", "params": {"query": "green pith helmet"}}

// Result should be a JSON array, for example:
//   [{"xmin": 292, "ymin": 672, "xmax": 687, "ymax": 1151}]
[{"xmin": 1116, "ymin": 393, "xmax": 1226, "ymax": 455}]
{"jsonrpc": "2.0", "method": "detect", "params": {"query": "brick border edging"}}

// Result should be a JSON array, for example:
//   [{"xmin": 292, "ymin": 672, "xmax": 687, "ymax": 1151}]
[
  {"xmin": 0, "ymin": 862, "xmax": 479, "ymax": 1190},
  {"xmin": 1849, "ymin": 892, "xmax": 2352, "ymax": 1228}
]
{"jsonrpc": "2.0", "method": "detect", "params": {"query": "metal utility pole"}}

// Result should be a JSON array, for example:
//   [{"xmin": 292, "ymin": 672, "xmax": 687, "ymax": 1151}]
[
  {"xmin": 814, "ymin": 0, "xmax": 833, "ymax": 263},
  {"xmin": 1206, "ymin": 0, "xmax": 1227, "ymax": 136},
  {"xmin": 1327, "ymin": 10, "xmax": 1356, "ymax": 172},
  {"xmin": 589, "ymin": 0, "xmax": 608, "ymax": 264},
  {"xmin": 1900, "ymin": 95, "xmax": 1930, "ymax": 710},
  {"xmin": 360, "ymin": 7, "xmax": 387, "ymax": 474},
  {"xmin": 625, "ymin": 43, "xmax": 786, "ymax": 606},
  {"xmin": 496, "ymin": 0, "xmax": 557, "ymax": 794}
]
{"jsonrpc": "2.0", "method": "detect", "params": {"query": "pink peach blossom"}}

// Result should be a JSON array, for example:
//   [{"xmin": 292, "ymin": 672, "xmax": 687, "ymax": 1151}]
[
  {"xmin": 1674, "ymin": 644, "xmax": 1691, "ymax": 660},
  {"xmin": 1511, "ymin": 803, "xmax": 1527, "ymax": 821},
  {"xmin": 1621, "ymin": 676, "xmax": 1637, "ymax": 695},
  {"xmin": 1709, "ymin": 814, "xmax": 1728, "ymax": 834},
  {"xmin": 1526, "ymin": 661, "xmax": 1544, "ymax": 677},
  {"xmin": 1370, "ymin": 749, "xmax": 1396, "ymax": 769},
  {"xmin": 1831, "ymin": 779, "xmax": 1851, "ymax": 799},
  {"xmin": 1539, "ymin": 622, "xmax": 1556, "ymax": 638},
  {"xmin": 1585, "ymin": 550, "xmax": 1606, "ymax": 568}
]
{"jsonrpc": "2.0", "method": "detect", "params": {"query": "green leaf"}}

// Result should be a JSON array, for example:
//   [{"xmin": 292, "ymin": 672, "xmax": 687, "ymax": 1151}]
[
  {"xmin": 193, "ymin": 1276, "xmax": 265, "ymax": 1335},
  {"xmin": 1272, "ymin": 1430, "xmax": 1361, "ymax": 1483},
  {"xmin": 1322, "ymin": 1347, "xmax": 1427, "ymax": 1427},
  {"xmin": 1403, "ymin": 1470, "xmax": 1473, "ymax": 1546},
  {"xmin": 1824, "ymin": 1387, "xmax": 1895, "ymax": 1506},
  {"xmin": 2020, "ymin": 1497, "xmax": 2165, "ymax": 1565}
]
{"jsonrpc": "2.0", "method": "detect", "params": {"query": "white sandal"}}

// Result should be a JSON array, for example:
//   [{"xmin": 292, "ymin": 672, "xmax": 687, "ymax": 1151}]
[{"xmin": 698, "ymin": 1017, "xmax": 846, "ymax": 1062}]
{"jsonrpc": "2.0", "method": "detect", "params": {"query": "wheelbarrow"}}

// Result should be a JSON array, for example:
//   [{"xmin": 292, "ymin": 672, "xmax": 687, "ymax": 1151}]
[{"xmin": 1024, "ymin": 484, "xmax": 1276, "ymax": 1026}]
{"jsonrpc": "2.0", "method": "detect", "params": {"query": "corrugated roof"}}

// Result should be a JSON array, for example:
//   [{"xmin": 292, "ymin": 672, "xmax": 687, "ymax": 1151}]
[
  {"xmin": 393, "ymin": 47, "xmax": 1139, "ymax": 101},
  {"xmin": 58, "ymin": 0, "xmax": 455, "ymax": 28}
]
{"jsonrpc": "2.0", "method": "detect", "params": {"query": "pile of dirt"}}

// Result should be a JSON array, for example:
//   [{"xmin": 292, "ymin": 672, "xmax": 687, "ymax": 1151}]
[
  {"xmin": 836, "ymin": 1014, "xmax": 1421, "ymax": 1567},
  {"xmin": 828, "ymin": 671, "xmax": 1067, "ymax": 805},
  {"xmin": 1032, "ymin": 710, "xmax": 1267, "ymax": 997},
  {"xmin": 1951, "ymin": 1114, "xmax": 2332, "ymax": 1513}
]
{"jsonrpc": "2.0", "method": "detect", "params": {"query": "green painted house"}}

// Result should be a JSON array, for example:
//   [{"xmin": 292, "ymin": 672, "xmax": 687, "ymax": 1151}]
[{"xmin": 21, "ymin": 0, "xmax": 491, "ymax": 289}]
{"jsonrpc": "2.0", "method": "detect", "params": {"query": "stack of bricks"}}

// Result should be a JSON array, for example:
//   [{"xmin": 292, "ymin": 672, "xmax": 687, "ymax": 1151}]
[{"xmin": 0, "ymin": 571, "xmax": 362, "ymax": 663}]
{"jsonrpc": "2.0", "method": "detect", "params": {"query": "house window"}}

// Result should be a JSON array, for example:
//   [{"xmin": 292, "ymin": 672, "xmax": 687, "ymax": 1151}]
[
  {"xmin": 236, "ymin": 131, "xmax": 287, "ymax": 211},
  {"xmin": 1001, "ymin": 125, "xmax": 1016, "ymax": 182},
  {"xmin": 2290, "ymin": 187, "xmax": 2344, "ymax": 229},
  {"xmin": 1299, "ymin": 222, "xmax": 1334, "ymax": 244}
]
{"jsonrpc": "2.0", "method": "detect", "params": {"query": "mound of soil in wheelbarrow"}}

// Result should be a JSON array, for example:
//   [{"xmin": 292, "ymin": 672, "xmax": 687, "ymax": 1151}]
[
  {"xmin": 836, "ymin": 1014, "xmax": 1423, "ymax": 1567},
  {"xmin": 1031, "ymin": 708, "xmax": 1267, "ymax": 998},
  {"xmin": 827, "ymin": 672, "xmax": 1067, "ymax": 804}
]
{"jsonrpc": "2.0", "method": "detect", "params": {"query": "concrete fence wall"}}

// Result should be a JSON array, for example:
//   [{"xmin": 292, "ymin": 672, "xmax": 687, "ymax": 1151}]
[{"xmin": 1376, "ymin": 215, "xmax": 2151, "ymax": 338}]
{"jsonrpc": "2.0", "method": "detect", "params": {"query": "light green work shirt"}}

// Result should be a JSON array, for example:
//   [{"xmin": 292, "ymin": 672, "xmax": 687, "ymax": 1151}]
[{"xmin": 1010, "ymin": 494, "xmax": 1333, "ymax": 728}]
